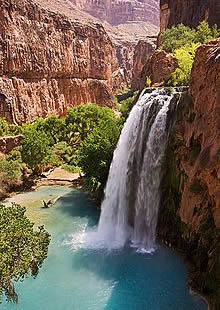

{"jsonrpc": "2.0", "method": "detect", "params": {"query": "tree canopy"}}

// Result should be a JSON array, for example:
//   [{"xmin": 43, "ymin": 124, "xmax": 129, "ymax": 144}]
[{"xmin": 0, "ymin": 204, "xmax": 50, "ymax": 303}]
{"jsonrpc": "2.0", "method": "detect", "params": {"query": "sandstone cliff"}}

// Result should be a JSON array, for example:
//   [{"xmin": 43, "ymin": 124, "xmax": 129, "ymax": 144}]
[
  {"xmin": 160, "ymin": 0, "xmax": 220, "ymax": 31},
  {"xmin": 0, "ymin": 0, "xmax": 119, "ymax": 124},
  {"xmin": 158, "ymin": 39, "xmax": 220, "ymax": 309},
  {"xmin": 72, "ymin": 0, "xmax": 160, "ymax": 27},
  {"xmin": 132, "ymin": 49, "xmax": 177, "ymax": 89},
  {"xmin": 35, "ymin": 0, "xmax": 159, "ymax": 92}
]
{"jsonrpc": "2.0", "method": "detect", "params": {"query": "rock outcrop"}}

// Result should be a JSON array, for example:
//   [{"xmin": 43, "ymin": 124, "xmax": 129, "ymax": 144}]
[
  {"xmin": 131, "ymin": 40, "xmax": 156, "ymax": 90},
  {"xmin": 0, "ymin": 135, "xmax": 24, "ymax": 154},
  {"xmin": 0, "ymin": 0, "xmax": 118, "ymax": 124},
  {"xmin": 160, "ymin": 0, "xmax": 220, "ymax": 31},
  {"xmin": 132, "ymin": 50, "xmax": 178, "ymax": 89},
  {"xmin": 158, "ymin": 39, "xmax": 220, "ymax": 309}
]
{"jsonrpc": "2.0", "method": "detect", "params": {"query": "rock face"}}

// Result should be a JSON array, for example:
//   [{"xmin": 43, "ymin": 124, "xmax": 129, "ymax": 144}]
[
  {"xmin": 132, "ymin": 50, "xmax": 178, "ymax": 89},
  {"xmin": 160, "ymin": 0, "xmax": 220, "ymax": 31},
  {"xmin": 72, "ymin": 0, "xmax": 160, "ymax": 26},
  {"xmin": 131, "ymin": 40, "xmax": 156, "ymax": 90},
  {"xmin": 35, "ymin": 0, "xmax": 159, "ymax": 92},
  {"xmin": 0, "ymin": 135, "xmax": 24, "ymax": 154},
  {"xmin": 158, "ymin": 40, "xmax": 220, "ymax": 309},
  {"xmin": 0, "ymin": 0, "xmax": 118, "ymax": 124}
]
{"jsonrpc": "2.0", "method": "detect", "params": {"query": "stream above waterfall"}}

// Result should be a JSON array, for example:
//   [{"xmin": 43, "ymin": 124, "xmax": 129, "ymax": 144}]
[{"xmin": 2, "ymin": 186, "xmax": 207, "ymax": 310}]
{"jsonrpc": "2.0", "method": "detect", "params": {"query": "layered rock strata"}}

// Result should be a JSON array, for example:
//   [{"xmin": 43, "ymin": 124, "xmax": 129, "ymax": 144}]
[
  {"xmin": 158, "ymin": 40, "xmax": 220, "ymax": 309},
  {"xmin": 0, "ymin": 0, "xmax": 118, "ymax": 124},
  {"xmin": 72, "ymin": 0, "xmax": 160, "ymax": 27},
  {"xmin": 131, "ymin": 40, "xmax": 156, "ymax": 90},
  {"xmin": 160, "ymin": 0, "xmax": 220, "ymax": 31},
  {"xmin": 132, "ymin": 50, "xmax": 177, "ymax": 89}
]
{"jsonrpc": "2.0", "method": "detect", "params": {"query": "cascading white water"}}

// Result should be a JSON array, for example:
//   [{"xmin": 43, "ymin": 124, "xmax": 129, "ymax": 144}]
[{"xmin": 97, "ymin": 89, "xmax": 176, "ymax": 252}]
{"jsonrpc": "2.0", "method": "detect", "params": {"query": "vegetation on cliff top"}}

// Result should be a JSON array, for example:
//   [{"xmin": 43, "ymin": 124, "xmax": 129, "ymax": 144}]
[
  {"xmin": 0, "ymin": 204, "xmax": 50, "ymax": 303},
  {"xmin": 160, "ymin": 21, "xmax": 220, "ymax": 86}
]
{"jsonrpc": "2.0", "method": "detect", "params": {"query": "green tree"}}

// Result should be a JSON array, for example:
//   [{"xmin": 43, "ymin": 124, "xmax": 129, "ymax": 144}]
[
  {"xmin": 21, "ymin": 128, "xmax": 51, "ymax": 171},
  {"xmin": 78, "ymin": 118, "xmax": 121, "ymax": 197},
  {"xmin": 160, "ymin": 24, "xmax": 196, "ymax": 53},
  {"xmin": 34, "ymin": 116, "xmax": 66, "ymax": 146},
  {"xmin": 0, "ymin": 204, "xmax": 50, "ymax": 303},
  {"xmin": 195, "ymin": 20, "xmax": 213, "ymax": 44},
  {"xmin": 65, "ymin": 104, "xmax": 117, "ymax": 147},
  {"xmin": 168, "ymin": 43, "xmax": 199, "ymax": 86}
]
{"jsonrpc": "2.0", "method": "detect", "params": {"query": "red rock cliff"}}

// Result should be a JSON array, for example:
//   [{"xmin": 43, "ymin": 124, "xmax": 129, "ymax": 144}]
[
  {"xmin": 158, "ymin": 39, "xmax": 220, "ymax": 309},
  {"xmin": 0, "ymin": 0, "xmax": 118, "ymax": 124},
  {"xmin": 160, "ymin": 0, "xmax": 220, "ymax": 31},
  {"xmin": 72, "ymin": 0, "xmax": 160, "ymax": 27}
]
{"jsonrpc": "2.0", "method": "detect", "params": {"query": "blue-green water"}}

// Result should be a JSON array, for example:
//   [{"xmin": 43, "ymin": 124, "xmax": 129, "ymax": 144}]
[{"xmin": 2, "ymin": 186, "xmax": 207, "ymax": 310}]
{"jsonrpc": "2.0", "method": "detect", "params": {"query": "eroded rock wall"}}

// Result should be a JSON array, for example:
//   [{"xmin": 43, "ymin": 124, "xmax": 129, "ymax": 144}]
[
  {"xmin": 131, "ymin": 40, "xmax": 156, "ymax": 90},
  {"xmin": 132, "ymin": 49, "xmax": 177, "ymax": 89},
  {"xmin": 0, "ymin": 0, "xmax": 117, "ymax": 124},
  {"xmin": 158, "ymin": 40, "xmax": 220, "ymax": 309},
  {"xmin": 73, "ymin": 0, "xmax": 160, "ymax": 27},
  {"xmin": 160, "ymin": 0, "xmax": 220, "ymax": 31}
]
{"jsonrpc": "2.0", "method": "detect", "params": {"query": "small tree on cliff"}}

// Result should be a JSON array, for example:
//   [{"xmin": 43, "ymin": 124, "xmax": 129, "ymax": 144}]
[{"xmin": 0, "ymin": 204, "xmax": 50, "ymax": 303}]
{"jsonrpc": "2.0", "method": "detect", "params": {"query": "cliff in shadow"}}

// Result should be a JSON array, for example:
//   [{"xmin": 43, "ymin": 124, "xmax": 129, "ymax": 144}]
[
  {"xmin": 160, "ymin": 0, "xmax": 220, "ymax": 31},
  {"xmin": 158, "ymin": 39, "xmax": 220, "ymax": 309}
]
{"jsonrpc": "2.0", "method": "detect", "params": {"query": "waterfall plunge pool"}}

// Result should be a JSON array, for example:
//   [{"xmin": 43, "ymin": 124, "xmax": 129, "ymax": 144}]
[{"xmin": 2, "ymin": 186, "xmax": 207, "ymax": 310}]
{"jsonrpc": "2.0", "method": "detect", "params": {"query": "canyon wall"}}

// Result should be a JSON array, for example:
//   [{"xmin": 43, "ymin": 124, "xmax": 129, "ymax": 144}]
[
  {"xmin": 160, "ymin": 0, "xmax": 220, "ymax": 31},
  {"xmin": 158, "ymin": 39, "xmax": 220, "ymax": 309},
  {"xmin": 71, "ymin": 0, "xmax": 160, "ymax": 26},
  {"xmin": 0, "ymin": 0, "xmax": 118, "ymax": 124}
]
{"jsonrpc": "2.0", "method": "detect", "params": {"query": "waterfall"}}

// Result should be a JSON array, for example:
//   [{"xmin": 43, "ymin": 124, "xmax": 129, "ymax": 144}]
[{"xmin": 96, "ymin": 88, "xmax": 177, "ymax": 252}]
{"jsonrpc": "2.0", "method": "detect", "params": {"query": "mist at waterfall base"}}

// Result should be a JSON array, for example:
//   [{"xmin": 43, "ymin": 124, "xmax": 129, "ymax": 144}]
[
  {"xmin": 2, "ymin": 186, "xmax": 207, "ymax": 310},
  {"xmin": 87, "ymin": 89, "xmax": 176, "ymax": 253}
]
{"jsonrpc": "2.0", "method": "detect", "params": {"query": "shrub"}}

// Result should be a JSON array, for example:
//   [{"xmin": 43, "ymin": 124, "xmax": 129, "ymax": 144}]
[
  {"xmin": 21, "ymin": 128, "xmax": 51, "ymax": 171},
  {"xmin": 0, "ymin": 160, "xmax": 22, "ymax": 180},
  {"xmin": 168, "ymin": 43, "xmax": 199, "ymax": 86},
  {"xmin": 0, "ymin": 118, "xmax": 9, "ymax": 136}
]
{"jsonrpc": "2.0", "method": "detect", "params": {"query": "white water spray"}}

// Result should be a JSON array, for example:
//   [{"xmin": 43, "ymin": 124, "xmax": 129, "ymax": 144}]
[{"xmin": 96, "ymin": 89, "xmax": 176, "ymax": 252}]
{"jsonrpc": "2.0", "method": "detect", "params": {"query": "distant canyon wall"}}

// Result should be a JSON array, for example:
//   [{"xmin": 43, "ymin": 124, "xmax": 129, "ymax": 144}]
[
  {"xmin": 0, "ymin": 0, "xmax": 119, "ymax": 124},
  {"xmin": 71, "ymin": 0, "xmax": 160, "ymax": 26},
  {"xmin": 160, "ymin": 0, "xmax": 220, "ymax": 31}
]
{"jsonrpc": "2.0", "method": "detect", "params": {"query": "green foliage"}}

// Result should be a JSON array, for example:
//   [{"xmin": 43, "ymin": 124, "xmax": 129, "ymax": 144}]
[
  {"xmin": 0, "ymin": 118, "xmax": 9, "ymax": 136},
  {"xmin": 168, "ymin": 43, "xmax": 199, "ymax": 86},
  {"xmin": 34, "ymin": 116, "xmax": 65, "ymax": 146},
  {"xmin": 195, "ymin": 21, "xmax": 216, "ymax": 44},
  {"xmin": 1, "ymin": 104, "xmax": 123, "ymax": 197},
  {"xmin": 161, "ymin": 22, "xmax": 219, "ymax": 54},
  {"xmin": 0, "ymin": 160, "xmax": 22, "ymax": 180},
  {"xmin": 160, "ymin": 24, "xmax": 196, "ymax": 53},
  {"xmin": 78, "ymin": 116, "xmax": 121, "ymax": 196},
  {"xmin": 0, "ymin": 204, "xmax": 50, "ymax": 303},
  {"xmin": 161, "ymin": 21, "xmax": 220, "ymax": 86},
  {"xmin": 65, "ymin": 104, "xmax": 116, "ymax": 145},
  {"xmin": 146, "ymin": 76, "xmax": 152, "ymax": 87},
  {"xmin": 52, "ymin": 142, "xmax": 76, "ymax": 165},
  {"xmin": 21, "ymin": 128, "xmax": 51, "ymax": 170},
  {"xmin": 118, "ymin": 93, "xmax": 138, "ymax": 120}
]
